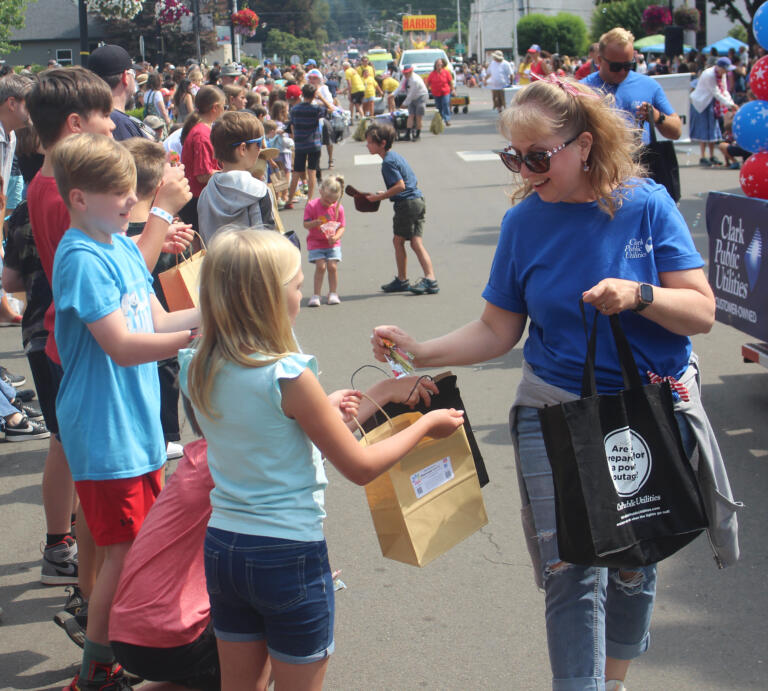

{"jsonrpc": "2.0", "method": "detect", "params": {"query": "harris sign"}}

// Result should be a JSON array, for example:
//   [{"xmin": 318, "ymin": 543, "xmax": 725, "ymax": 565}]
[{"xmin": 706, "ymin": 192, "xmax": 766, "ymax": 341}]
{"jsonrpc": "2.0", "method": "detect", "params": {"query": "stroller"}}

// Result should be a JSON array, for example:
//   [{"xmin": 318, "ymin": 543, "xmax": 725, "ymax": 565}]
[{"xmin": 329, "ymin": 108, "xmax": 351, "ymax": 143}]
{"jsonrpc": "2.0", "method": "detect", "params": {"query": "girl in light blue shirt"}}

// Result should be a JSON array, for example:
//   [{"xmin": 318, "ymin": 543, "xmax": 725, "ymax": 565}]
[{"xmin": 181, "ymin": 228, "xmax": 463, "ymax": 689}]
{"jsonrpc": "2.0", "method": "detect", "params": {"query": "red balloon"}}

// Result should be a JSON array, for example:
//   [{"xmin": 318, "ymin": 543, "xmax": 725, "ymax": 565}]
[
  {"xmin": 740, "ymin": 151, "xmax": 768, "ymax": 198},
  {"xmin": 749, "ymin": 55, "xmax": 768, "ymax": 101}
]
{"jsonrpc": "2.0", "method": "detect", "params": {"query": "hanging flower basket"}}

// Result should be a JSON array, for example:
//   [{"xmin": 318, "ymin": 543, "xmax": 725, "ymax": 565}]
[
  {"xmin": 673, "ymin": 6, "xmax": 700, "ymax": 32},
  {"xmin": 155, "ymin": 0, "xmax": 191, "ymax": 27},
  {"xmin": 231, "ymin": 8, "xmax": 259, "ymax": 37},
  {"xmin": 87, "ymin": 0, "xmax": 143, "ymax": 20},
  {"xmin": 642, "ymin": 5, "xmax": 672, "ymax": 35}
]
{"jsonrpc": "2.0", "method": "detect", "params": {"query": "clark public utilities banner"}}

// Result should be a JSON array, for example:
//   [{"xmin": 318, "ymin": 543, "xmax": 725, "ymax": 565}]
[{"xmin": 706, "ymin": 191, "xmax": 767, "ymax": 341}]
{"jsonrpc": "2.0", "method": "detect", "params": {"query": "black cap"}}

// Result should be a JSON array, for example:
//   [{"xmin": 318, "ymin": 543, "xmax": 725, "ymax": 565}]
[{"xmin": 88, "ymin": 44, "xmax": 133, "ymax": 78}]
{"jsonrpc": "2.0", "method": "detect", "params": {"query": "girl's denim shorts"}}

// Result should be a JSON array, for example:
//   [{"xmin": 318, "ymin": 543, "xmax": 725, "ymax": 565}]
[
  {"xmin": 204, "ymin": 527, "xmax": 335, "ymax": 664},
  {"xmin": 308, "ymin": 246, "xmax": 342, "ymax": 263}
]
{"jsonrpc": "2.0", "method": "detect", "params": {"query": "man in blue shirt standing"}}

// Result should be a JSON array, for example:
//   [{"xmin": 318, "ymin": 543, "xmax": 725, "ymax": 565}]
[{"xmin": 581, "ymin": 28, "xmax": 682, "ymax": 145}]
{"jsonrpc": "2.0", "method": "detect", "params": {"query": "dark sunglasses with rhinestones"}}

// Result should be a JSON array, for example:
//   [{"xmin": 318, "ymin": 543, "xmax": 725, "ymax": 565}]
[{"xmin": 495, "ymin": 135, "xmax": 579, "ymax": 174}]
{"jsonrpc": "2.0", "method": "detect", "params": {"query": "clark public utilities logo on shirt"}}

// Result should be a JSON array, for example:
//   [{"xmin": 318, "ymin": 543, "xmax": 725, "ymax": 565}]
[
  {"xmin": 604, "ymin": 426, "xmax": 652, "ymax": 497},
  {"xmin": 624, "ymin": 236, "xmax": 652, "ymax": 259}
]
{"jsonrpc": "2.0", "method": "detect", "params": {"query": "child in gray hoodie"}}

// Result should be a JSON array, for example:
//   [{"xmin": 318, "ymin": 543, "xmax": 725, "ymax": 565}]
[{"xmin": 197, "ymin": 111, "xmax": 274, "ymax": 243}]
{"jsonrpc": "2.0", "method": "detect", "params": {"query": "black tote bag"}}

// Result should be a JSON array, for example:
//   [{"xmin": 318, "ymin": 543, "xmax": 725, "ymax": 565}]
[
  {"xmin": 362, "ymin": 372, "xmax": 489, "ymax": 488},
  {"xmin": 538, "ymin": 303, "xmax": 707, "ymax": 567},
  {"xmin": 640, "ymin": 115, "xmax": 681, "ymax": 202}
]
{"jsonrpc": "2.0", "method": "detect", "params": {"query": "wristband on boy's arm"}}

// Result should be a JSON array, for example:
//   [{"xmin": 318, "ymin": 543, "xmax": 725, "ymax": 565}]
[{"xmin": 149, "ymin": 207, "xmax": 174, "ymax": 224}]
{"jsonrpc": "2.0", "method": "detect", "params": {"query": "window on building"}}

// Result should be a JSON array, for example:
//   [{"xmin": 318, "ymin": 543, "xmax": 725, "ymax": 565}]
[{"xmin": 56, "ymin": 49, "xmax": 73, "ymax": 66}]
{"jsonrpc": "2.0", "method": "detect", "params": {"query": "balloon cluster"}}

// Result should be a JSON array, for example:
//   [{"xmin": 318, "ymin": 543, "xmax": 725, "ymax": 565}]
[{"xmin": 737, "ymin": 1, "xmax": 768, "ymax": 198}]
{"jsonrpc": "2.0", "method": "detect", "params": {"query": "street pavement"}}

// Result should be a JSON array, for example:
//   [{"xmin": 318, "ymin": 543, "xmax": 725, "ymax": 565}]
[{"xmin": 0, "ymin": 87, "xmax": 766, "ymax": 690}]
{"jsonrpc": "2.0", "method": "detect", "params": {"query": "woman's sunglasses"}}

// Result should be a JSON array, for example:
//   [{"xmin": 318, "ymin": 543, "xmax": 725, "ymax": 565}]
[{"xmin": 495, "ymin": 135, "xmax": 578, "ymax": 174}]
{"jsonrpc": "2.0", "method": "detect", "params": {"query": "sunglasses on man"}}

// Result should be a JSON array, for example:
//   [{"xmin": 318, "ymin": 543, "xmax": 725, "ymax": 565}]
[
  {"xmin": 495, "ymin": 135, "xmax": 578, "ymax": 174},
  {"xmin": 607, "ymin": 60, "xmax": 636, "ymax": 72}
]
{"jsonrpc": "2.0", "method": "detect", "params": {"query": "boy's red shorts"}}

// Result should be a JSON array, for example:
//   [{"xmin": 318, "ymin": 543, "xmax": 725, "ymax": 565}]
[{"xmin": 75, "ymin": 468, "xmax": 163, "ymax": 546}]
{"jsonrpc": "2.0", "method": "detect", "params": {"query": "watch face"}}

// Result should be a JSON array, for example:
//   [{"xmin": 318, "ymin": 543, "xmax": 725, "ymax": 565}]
[{"xmin": 640, "ymin": 283, "xmax": 654, "ymax": 303}]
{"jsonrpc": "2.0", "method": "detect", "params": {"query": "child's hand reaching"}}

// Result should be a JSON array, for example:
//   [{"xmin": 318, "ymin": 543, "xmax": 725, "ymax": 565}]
[
  {"xmin": 422, "ymin": 408, "xmax": 464, "ymax": 438},
  {"xmin": 161, "ymin": 222, "xmax": 195, "ymax": 254},
  {"xmin": 384, "ymin": 375, "xmax": 438, "ymax": 408},
  {"xmin": 327, "ymin": 389, "xmax": 363, "ymax": 424}
]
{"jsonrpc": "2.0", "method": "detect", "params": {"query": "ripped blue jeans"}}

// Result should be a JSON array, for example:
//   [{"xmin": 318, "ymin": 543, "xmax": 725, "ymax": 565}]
[{"xmin": 514, "ymin": 406, "xmax": 695, "ymax": 691}]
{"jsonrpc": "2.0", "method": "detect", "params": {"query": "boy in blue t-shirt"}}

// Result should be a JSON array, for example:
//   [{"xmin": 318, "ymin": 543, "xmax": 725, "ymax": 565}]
[
  {"xmin": 365, "ymin": 122, "xmax": 438, "ymax": 295},
  {"xmin": 50, "ymin": 133, "xmax": 200, "ymax": 691}
]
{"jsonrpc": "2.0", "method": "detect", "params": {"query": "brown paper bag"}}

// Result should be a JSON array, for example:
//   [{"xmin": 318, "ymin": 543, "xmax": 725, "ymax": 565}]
[
  {"xmin": 158, "ymin": 248, "xmax": 206, "ymax": 311},
  {"xmin": 360, "ymin": 411, "xmax": 488, "ymax": 567}
]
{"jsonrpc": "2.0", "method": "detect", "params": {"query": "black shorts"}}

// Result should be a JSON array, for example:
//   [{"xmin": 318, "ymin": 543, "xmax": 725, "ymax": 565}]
[
  {"xmin": 393, "ymin": 197, "xmax": 426, "ymax": 239},
  {"xmin": 112, "ymin": 623, "xmax": 220, "ymax": 691},
  {"xmin": 293, "ymin": 149, "xmax": 321, "ymax": 173},
  {"xmin": 30, "ymin": 352, "xmax": 62, "ymax": 435},
  {"xmin": 350, "ymin": 91, "xmax": 364, "ymax": 105}
]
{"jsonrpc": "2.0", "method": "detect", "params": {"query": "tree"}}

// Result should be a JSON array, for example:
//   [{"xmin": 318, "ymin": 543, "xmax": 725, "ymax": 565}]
[
  {"xmin": 591, "ymin": 0, "xmax": 653, "ymax": 42},
  {"xmin": 728, "ymin": 23, "xmax": 748, "ymax": 44},
  {"xmin": 554, "ymin": 13, "xmax": 589, "ymax": 56},
  {"xmin": 517, "ymin": 14, "xmax": 559, "ymax": 54},
  {"xmin": 0, "ymin": 0, "xmax": 30, "ymax": 55},
  {"xmin": 709, "ymin": 0, "xmax": 762, "ymax": 45},
  {"xmin": 263, "ymin": 28, "xmax": 320, "ymax": 64}
]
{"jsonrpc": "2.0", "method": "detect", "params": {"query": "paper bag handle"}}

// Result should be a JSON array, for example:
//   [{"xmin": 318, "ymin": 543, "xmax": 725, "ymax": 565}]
[
  {"xmin": 352, "ymin": 391, "xmax": 395, "ymax": 442},
  {"xmin": 172, "ymin": 230, "xmax": 207, "ymax": 268}
]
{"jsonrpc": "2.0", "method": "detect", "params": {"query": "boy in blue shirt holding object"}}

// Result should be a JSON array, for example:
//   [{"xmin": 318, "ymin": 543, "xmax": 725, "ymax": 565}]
[
  {"xmin": 365, "ymin": 121, "xmax": 438, "ymax": 295},
  {"xmin": 51, "ymin": 133, "xmax": 200, "ymax": 691}
]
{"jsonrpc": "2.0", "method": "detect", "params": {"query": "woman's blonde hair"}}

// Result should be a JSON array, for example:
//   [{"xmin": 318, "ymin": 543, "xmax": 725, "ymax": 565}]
[
  {"xmin": 499, "ymin": 78, "xmax": 644, "ymax": 218},
  {"xmin": 187, "ymin": 229, "xmax": 301, "ymax": 419}
]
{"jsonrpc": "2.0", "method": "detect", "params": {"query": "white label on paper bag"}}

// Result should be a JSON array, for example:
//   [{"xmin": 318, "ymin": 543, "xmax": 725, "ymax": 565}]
[
  {"xmin": 604, "ymin": 426, "xmax": 652, "ymax": 497},
  {"xmin": 411, "ymin": 456, "xmax": 454, "ymax": 499}
]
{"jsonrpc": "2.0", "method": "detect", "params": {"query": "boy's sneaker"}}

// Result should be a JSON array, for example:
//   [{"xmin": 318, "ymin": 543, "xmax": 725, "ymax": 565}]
[
  {"xmin": 0, "ymin": 366, "xmax": 25, "ymax": 387},
  {"xmin": 54, "ymin": 586, "xmax": 87, "ymax": 649},
  {"xmin": 728, "ymin": 161, "xmax": 741, "ymax": 170},
  {"xmin": 381, "ymin": 277, "xmax": 410, "ymax": 293},
  {"xmin": 166, "ymin": 441, "xmax": 183, "ymax": 460},
  {"xmin": 409, "ymin": 277, "xmax": 440, "ymax": 295},
  {"xmin": 14, "ymin": 402, "xmax": 43, "ymax": 421},
  {"xmin": 14, "ymin": 388, "xmax": 36, "ymax": 402},
  {"xmin": 41, "ymin": 536, "xmax": 78, "ymax": 585},
  {"xmin": 710, "ymin": 156, "xmax": 723, "ymax": 166},
  {"xmin": 63, "ymin": 664, "xmax": 134, "ymax": 691},
  {"xmin": 327, "ymin": 292, "xmax": 341, "ymax": 305},
  {"xmin": 5, "ymin": 415, "xmax": 50, "ymax": 442},
  {"xmin": 699, "ymin": 157, "xmax": 712, "ymax": 167},
  {"xmin": 308, "ymin": 295, "xmax": 321, "ymax": 307}
]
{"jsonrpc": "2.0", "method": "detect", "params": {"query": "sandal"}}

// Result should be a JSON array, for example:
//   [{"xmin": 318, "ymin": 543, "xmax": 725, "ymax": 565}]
[{"xmin": 328, "ymin": 159, "xmax": 335, "ymax": 169}]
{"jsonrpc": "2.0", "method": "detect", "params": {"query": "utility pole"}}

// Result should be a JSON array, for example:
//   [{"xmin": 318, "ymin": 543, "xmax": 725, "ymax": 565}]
[
  {"xmin": 457, "ymin": 0, "xmax": 462, "ymax": 46},
  {"xmin": 229, "ymin": 0, "xmax": 238, "ymax": 63},
  {"xmin": 193, "ymin": 0, "xmax": 201, "ymax": 63},
  {"xmin": 78, "ymin": 0, "xmax": 89, "ymax": 66}
]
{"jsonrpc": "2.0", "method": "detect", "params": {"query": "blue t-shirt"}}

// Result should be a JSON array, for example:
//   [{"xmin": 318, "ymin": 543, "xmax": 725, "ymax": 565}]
[
  {"xmin": 53, "ymin": 230, "xmax": 164, "ymax": 481},
  {"xmin": 381, "ymin": 150, "xmax": 423, "ymax": 202},
  {"xmin": 482, "ymin": 180, "xmax": 704, "ymax": 395},
  {"xmin": 581, "ymin": 71, "xmax": 675, "ymax": 145},
  {"xmin": 179, "ymin": 350, "xmax": 328, "ymax": 542}
]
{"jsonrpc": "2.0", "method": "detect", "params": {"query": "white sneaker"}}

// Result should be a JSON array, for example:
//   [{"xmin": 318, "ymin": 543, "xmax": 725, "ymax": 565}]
[
  {"xmin": 166, "ymin": 442, "xmax": 183, "ymax": 460},
  {"xmin": 327, "ymin": 293, "xmax": 341, "ymax": 305},
  {"xmin": 308, "ymin": 295, "xmax": 321, "ymax": 307}
]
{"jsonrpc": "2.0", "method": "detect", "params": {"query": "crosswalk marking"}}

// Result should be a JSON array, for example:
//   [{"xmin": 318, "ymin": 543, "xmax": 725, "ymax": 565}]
[
  {"xmin": 456, "ymin": 150, "xmax": 498, "ymax": 162},
  {"xmin": 354, "ymin": 154, "xmax": 382, "ymax": 166}
]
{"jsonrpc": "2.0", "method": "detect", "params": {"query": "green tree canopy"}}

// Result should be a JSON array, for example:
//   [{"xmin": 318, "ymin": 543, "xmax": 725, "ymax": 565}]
[
  {"xmin": 0, "ymin": 0, "xmax": 31, "ymax": 55},
  {"xmin": 553, "ymin": 12, "xmax": 589, "ymax": 56},
  {"xmin": 517, "ymin": 14, "xmax": 558, "ymax": 55},
  {"xmin": 591, "ymin": 0, "xmax": 653, "ymax": 42},
  {"xmin": 709, "ymin": 0, "xmax": 762, "ymax": 45}
]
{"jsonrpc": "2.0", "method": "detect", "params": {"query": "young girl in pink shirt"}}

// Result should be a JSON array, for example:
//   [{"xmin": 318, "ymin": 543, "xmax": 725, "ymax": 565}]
[{"xmin": 303, "ymin": 174, "xmax": 345, "ymax": 306}]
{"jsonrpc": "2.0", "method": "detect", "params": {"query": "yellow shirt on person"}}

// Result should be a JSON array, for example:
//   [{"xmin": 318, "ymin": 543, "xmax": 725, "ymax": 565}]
[
  {"xmin": 345, "ymin": 67, "xmax": 364, "ymax": 93},
  {"xmin": 363, "ymin": 74, "xmax": 377, "ymax": 99},
  {"xmin": 381, "ymin": 76, "xmax": 399, "ymax": 94}
]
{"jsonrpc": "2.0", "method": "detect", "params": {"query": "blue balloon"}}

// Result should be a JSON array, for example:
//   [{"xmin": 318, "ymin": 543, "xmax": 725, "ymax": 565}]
[
  {"xmin": 756, "ymin": 1, "xmax": 768, "ymax": 51},
  {"xmin": 732, "ymin": 100, "xmax": 768, "ymax": 153}
]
